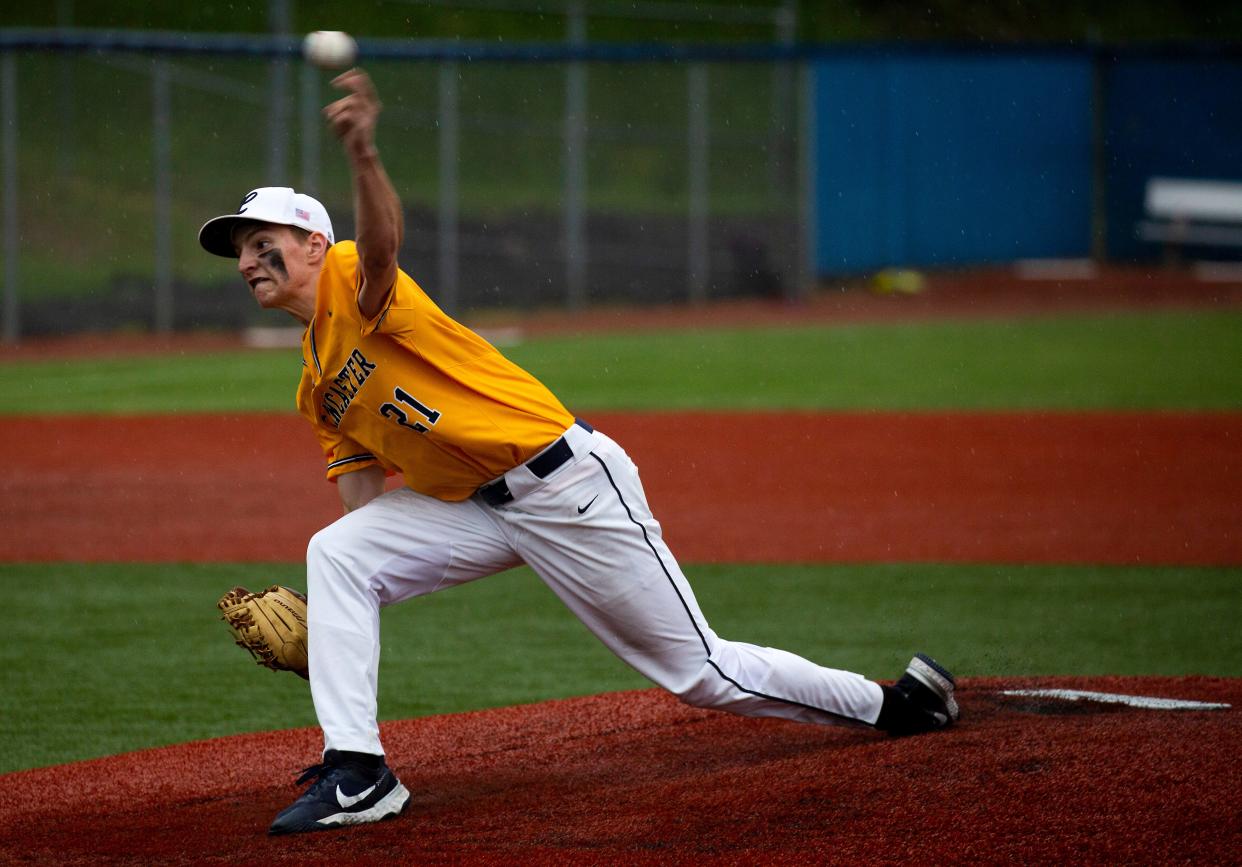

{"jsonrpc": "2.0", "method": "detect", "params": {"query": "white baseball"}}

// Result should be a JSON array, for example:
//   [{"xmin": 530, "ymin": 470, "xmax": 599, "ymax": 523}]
[{"xmin": 303, "ymin": 31, "xmax": 358, "ymax": 70}]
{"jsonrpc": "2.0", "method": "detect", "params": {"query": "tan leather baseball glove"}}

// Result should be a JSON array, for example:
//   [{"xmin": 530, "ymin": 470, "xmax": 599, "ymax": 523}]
[{"xmin": 217, "ymin": 585, "xmax": 309, "ymax": 680}]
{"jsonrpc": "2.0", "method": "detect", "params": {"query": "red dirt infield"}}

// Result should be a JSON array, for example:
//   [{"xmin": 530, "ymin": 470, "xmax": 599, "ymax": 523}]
[
  {"xmin": 1, "ymin": 407, "xmax": 1240, "ymax": 863},
  {"xmin": 0, "ymin": 679, "xmax": 1237, "ymax": 865},
  {"xmin": 2, "ymin": 410, "xmax": 1239, "ymax": 565}
]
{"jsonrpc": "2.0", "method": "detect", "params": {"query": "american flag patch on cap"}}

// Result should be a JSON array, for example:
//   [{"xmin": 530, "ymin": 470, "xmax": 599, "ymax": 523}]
[{"xmin": 295, "ymin": 208, "xmax": 311, "ymax": 220}]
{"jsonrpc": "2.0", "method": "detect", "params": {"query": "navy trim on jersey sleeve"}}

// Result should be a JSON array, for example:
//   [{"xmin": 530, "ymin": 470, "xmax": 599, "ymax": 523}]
[
  {"xmin": 328, "ymin": 453, "xmax": 376, "ymax": 471},
  {"xmin": 308, "ymin": 320, "xmax": 323, "ymax": 376}
]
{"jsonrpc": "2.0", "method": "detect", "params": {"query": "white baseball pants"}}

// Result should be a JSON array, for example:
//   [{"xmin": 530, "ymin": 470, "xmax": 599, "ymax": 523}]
[{"xmin": 306, "ymin": 423, "xmax": 885, "ymax": 756}]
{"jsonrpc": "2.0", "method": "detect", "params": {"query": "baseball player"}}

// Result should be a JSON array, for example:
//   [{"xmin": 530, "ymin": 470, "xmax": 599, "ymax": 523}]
[{"xmin": 198, "ymin": 68, "xmax": 959, "ymax": 836}]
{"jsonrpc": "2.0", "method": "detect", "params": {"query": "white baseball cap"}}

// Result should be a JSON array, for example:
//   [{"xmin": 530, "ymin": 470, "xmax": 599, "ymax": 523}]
[{"xmin": 198, "ymin": 187, "xmax": 335, "ymax": 258}]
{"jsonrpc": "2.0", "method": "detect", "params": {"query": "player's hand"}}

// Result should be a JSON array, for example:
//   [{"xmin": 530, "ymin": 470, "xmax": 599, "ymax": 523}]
[{"xmin": 324, "ymin": 68, "xmax": 382, "ymax": 162}]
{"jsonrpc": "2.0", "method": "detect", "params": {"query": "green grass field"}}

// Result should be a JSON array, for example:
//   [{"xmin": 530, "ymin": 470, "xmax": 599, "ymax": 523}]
[
  {"xmin": 3, "ymin": 310, "xmax": 1241, "ymax": 413},
  {"xmin": 1, "ymin": 561, "xmax": 1236, "ymax": 775},
  {"xmin": 1, "ymin": 308, "xmax": 1239, "ymax": 774}
]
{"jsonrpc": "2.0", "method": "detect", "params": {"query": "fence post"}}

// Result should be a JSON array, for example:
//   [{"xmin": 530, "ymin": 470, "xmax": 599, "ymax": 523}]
[
  {"xmin": 769, "ymin": 0, "xmax": 797, "ymax": 202},
  {"xmin": 300, "ymin": 62, "xmax": 320, "ymax": 195},
  {"xmin": 687, "ymin": 62, "xmax": 710, "ymax": 304},
  {"xmin": 1, "ymin": 53, "xmax": 18, "ymax": 343},
  {"xmin": 152, "ymin": 58, "xmax": 174, "ymax": 334},
  {"xmin": 438, "ymin": 61, "xmax": 460, "ymax": 315},
  {"xmin": 267, "ymin": 0, "xmax": 291, "ymax": 185},
  {"xmin": 56, "ymin": 0, "xmax": 75, "ymax": 179},
  {"xmin": 563, "ymin": 1, "xmax": 588, "ymax": 310}
]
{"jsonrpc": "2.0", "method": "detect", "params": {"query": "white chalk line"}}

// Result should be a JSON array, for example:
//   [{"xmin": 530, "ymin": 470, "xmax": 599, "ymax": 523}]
[{"xmin": 1001, "ymin": 689, "xmax": 1230, "ymax": 710}]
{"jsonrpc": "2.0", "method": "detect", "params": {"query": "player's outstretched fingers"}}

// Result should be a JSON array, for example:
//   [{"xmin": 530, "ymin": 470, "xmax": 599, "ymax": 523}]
[
  {"xmin": 323, "ymin": 69, "xmax": 381, "ymax": 157},
  {"xmin": 329, "ymin": 69, "xmax": 381, "ymax": 119},
  {"xmin": 331, "ymin": 67, "xmax": 378, "ymax": 100},
  {"xmin": 323, "ymin": 98, "xmax": 360, "ymax": 137}
]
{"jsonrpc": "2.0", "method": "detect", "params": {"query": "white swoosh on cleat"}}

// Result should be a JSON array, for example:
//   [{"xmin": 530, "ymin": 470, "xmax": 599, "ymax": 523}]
[{"xmin": 337, "ymin": 783, "xmax": 377, "ymax": 809}]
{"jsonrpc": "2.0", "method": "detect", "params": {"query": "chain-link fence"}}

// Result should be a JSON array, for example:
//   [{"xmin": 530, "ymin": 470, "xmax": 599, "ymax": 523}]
[{"xmin": 0, "ymin": 35, "xmax": 807, "ymax": 340}]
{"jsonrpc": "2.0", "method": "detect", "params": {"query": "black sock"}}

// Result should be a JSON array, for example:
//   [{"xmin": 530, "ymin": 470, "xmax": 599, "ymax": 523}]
[
  {"xmin": 328, "ymin": 749, "xmax": 385, "ymax": 769},
  {"xmin": 873, "ymin": 684, "xmax": 906, "ymax": 732}
]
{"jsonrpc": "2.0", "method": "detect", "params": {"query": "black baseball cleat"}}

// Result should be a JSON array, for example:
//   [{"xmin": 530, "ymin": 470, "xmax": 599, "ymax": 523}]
[
  {"xmin": 875, "ymin": 653, "xmax": 961, "ymax": 736},
  {"xmin": 268, "ymin": 750, "xmax": 410, "ymax": 835}
]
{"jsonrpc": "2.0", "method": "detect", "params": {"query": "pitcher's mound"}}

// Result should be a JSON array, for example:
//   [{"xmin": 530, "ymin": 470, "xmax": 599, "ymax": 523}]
[{"xmin": 1, "ymin": 677, "xmax": 1237, "ymax": 865}]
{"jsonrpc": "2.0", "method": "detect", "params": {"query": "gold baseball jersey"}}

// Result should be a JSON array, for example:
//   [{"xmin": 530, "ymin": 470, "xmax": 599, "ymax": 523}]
[{"xmin": 295, "ymin": 241, "xmax": 575, "ymax": 501}]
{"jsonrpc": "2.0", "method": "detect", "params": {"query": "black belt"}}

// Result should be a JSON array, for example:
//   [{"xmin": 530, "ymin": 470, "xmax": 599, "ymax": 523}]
[{"xmin": 478, "ymin": 419, "xmax": 593, "ymax": 507}]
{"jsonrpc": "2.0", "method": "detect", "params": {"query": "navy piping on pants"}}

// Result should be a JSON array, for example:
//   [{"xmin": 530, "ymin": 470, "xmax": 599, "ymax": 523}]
[{"xmin": 589, "ymin": 452, "xmax": 854, "ymax": 723}]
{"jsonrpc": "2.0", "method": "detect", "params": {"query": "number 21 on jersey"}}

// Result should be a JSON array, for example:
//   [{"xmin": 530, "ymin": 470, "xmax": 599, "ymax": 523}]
[{"xmin": 380, "ymin": 387, "xmax": 441, "ymax": 433}]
